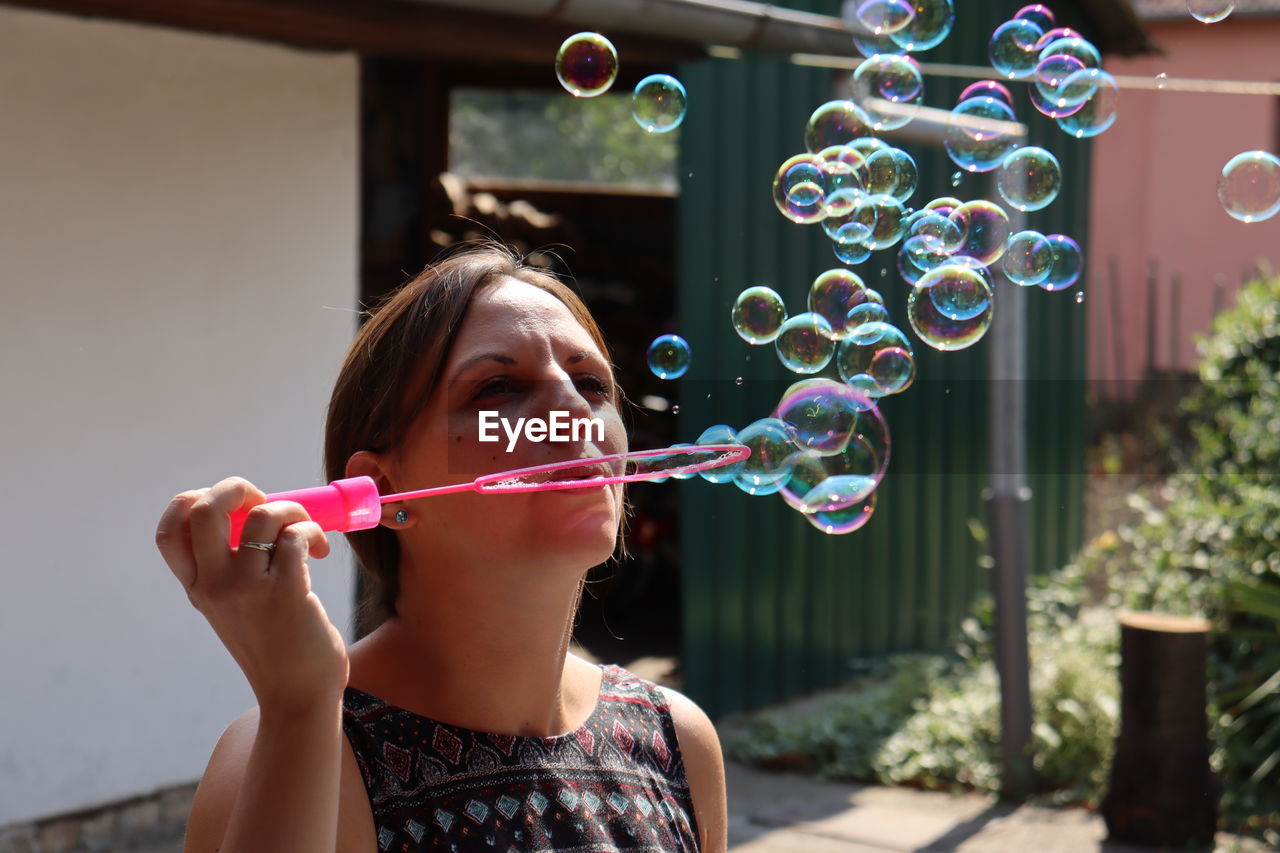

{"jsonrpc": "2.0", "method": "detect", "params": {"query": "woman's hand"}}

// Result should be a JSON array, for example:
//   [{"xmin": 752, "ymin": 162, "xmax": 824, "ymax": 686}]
[{"xmin": 156, "ymin": 477, "xmax": 350, "ymax": 717}]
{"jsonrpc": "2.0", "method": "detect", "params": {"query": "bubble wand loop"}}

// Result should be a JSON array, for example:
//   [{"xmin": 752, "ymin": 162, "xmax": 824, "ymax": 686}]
[{"xmin": 227, "ymin": 444, "xmax": 749, "ymax": 547}]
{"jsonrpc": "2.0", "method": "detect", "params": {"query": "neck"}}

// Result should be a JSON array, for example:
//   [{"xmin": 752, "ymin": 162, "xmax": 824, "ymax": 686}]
[{"xmin": 353, "ymin": 546, "xmax": 592, "ymax": 738}]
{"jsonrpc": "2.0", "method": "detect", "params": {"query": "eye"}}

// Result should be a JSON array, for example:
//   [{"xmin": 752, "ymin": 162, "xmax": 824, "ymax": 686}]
[
  {"xmin": 575, "ymin": 374, "xmax": 612, "ymax": 398},
  {"xmin": 473, "ymin": 376, "xmax": 518, "ymax": 400}
]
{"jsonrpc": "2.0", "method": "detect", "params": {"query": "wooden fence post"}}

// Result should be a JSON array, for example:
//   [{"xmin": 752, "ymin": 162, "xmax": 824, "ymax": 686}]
[{"xmin": 1101, "ymin": 612, "xmax": 1218, "ymax": 848}]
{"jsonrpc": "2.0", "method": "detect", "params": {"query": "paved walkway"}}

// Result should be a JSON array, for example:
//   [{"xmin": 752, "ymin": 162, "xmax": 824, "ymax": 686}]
[{"xmin": 724, "ymin": 761, "xmax": 1266, "ymax": 853}]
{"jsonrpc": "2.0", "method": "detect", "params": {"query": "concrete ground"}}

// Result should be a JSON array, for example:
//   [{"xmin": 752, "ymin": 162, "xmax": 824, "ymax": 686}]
[{"xmin": 103, "ymin": 759, "xmax": 1268, "ymax": 853}]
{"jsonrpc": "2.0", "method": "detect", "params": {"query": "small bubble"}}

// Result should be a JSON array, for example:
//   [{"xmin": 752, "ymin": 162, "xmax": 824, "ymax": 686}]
[
  {"xmin": 735, "ymin": 376, "xmax": 744, "ymax": 385},
  {"xmin": 1155, "ymin": 72, "xmax": 1168, "ymax": 88},
  {"xmin": 1074, "ymin": 291, "xmax": 1084, "ymax": 303},
  {"xmin": 706, "ymin": 393, "xmax": 711, "ymax": 399},
  {"xmin": 951, "ymin": 170, "xmax": 962, "ymax": 187},
  {"xmin": 672, "ymin": 404, "xmax": 681, "ymax": 414},
  {"xmin": 879, "ymin": 268, "xmax": 889, "ymax": 278}
]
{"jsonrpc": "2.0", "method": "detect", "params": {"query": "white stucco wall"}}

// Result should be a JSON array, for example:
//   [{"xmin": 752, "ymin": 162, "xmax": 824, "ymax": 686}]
[{"xmin": 0, "ymin": 7, "xmax": 358, "ymax": 824}]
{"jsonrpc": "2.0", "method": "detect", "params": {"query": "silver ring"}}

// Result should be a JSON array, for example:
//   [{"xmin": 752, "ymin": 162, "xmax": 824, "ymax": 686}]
[{"xmin": 239, "ymin": 541, "xmax": 277, "ymax": 555}]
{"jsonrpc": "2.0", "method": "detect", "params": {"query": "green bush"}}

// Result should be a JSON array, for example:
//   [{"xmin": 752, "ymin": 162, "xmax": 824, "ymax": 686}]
[{"xmin": 1105, "ymin": 271, "xmax": 1280, "ymax": 838}]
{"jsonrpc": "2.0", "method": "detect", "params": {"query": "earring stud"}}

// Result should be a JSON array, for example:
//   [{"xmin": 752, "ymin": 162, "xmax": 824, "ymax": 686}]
[{"xmin": 395, "ymin": 509, "xmax": 409, "ymax": 525}]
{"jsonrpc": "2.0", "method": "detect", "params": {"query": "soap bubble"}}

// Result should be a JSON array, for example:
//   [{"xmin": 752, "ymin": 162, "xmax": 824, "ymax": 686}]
[
  {"xmin": 1217, "ymin": 151, "xmax": 1280, "ymax": 223},
  {"xmin": 1055, "ymin": 70, "xmax": 1120, "ymax": 137},
  {"xmin": 695, "ymin": 424, "xmax": 746, "ymax": 484},
  {"xmin": 1013, "ymin": 3, "xmax": 1055, "ymax": 30},
  {"xmin": 836, "ymin": 322, "xmax": 916, "ymax": 396},
  {"xmin": 1155, "ymin": 72, "xmax": 1169, "ymax": 88},
  {"xmin": 1038, "ymin": 36, "xmax": 1101, "ymax": 72},
  {"xmin": 959, "ymin": 79, "xmax": 1016, "ymax": 108},
  {"xmin": 780, "ymin": 446, "xmax": 879, "ymax": 514},
  {"xmin": 647, "ymin": 334, "xmax": 691, "ymax": 379},
  {"xmin": 774, "ymin": 378, "xmax": 875, "ymax": 456},
  {"xmin": 904, "ymin": 210, "xmax": 963, "ymax": 268},
  {"xmin": 851, "ymin": 54, "xmax": 924, "ymax": 131},
  {"xmin": 555, "ymin": 33, "xmax": 618, "ymax": 98},
  {"xmin": 734, "ymin": 418, "xmax": 799, "ymax": 490},
  {"xmin": 948, "ymin": 200, "xmax": 1011, "ymax": 266},
  {"xmin": 733, "ymin": 286, "xmax": 788, "ymax": 344},
  {"xmin": 853, "ymin": 193, "xmax": 908, "ymax": 250},
  {"xmin": 1187, "ymin": 0, "xmax": 1234, "ymax": 22},
  {"xmin": 907, "ymin": 281, "xmax": 992, "ymax": 351},
  {"xmin": 889, "ymin": 0, "xmax": 954, "ymax": 51},
  {"xmin": 1029, "ymin": 78, "xmax": 1085, "ymax": 119},
  {"xmin": 1002, "ymin": 230, "xmax": 1054, "ymax": 286},
  {"xmin": 805, "ymin": 100, "xmax": 875, "ymax": 152},
  {"xmin": 833, "ymin": 234, "xmax": 873, "ymax": 265},
  {"xmin": 775, "ymin": 313, "xmax": 836, "ymax": 373},
  {"xmin": 773, "ymin": 153, "xmax": 828, "ymax": 224},
  {"xmin": 919, "ymin": 264, "xmax": 991, "ymax": 321},
  {"xmin": 1039, "ymin": 234, "xmax": 1083, "ymax": 291},
  {"xmin": 847, "ymin": 301, "xmax": 891, "ymax": 339},
  {"xmin": 989, "ymin": 18, "xmax": 1044, "ymax": 79},
  {"xmin": 631, "ymin": 74, "xmax": 687, "ymax": 133},
  {"xmin": 945, "ymin": 97, "xmax": 1020, "ymax": 173},
  {"xmin": 809, "ymin": 269, "xmax": 869, "ymax": 339},
  {"xmin": 853, "ymin": 0, "xmax": 917, "ymax": 35},
  {"xmin": 864, "ymin": 147, "xmax": 919, "ymax": 203},
  {"xmin": 1033, "ymin": 53, "xmax": 1087, "ymax": 107},
  {"xmin": 803, "ymin": 489, "xmax": 878, "ymax": 534},
  {"xmin": 997, "ymin": 146, "xmax": 1062, "ymax": 212}
]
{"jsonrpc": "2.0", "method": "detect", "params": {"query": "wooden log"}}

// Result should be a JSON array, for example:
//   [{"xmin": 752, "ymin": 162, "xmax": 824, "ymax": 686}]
[{"xmin": 1101, "ymin": 612, "xmax": 1218, "ymax": 848}]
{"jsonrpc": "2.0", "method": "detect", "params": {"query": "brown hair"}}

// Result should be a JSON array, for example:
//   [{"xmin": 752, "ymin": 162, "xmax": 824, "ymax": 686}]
[{"xmin": 324, "ymin": 244, "xmax": 623, "ymax": 629}]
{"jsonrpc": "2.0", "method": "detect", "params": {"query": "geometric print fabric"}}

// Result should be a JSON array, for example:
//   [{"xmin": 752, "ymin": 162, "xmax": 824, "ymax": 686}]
[{"xmin": 342, "ymin": 664, "xmax": 701, "ymax": 851}]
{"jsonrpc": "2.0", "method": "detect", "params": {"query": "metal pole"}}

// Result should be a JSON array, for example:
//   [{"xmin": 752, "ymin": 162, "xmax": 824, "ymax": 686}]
[{"xmin": 987, "ymin": 179, "xmax": 1034, "ymax": 800}]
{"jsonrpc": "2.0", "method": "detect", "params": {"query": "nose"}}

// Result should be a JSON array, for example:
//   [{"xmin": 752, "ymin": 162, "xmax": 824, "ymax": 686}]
[{"xmin": 542, "ymin": 371, "xmax": 595, "ymax": 447}]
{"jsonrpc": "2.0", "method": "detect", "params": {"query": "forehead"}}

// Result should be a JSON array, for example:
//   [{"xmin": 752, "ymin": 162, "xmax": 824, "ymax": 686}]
[{"xmin": 453, "ymin": 277, "xmax": 601, "ymax": 353}]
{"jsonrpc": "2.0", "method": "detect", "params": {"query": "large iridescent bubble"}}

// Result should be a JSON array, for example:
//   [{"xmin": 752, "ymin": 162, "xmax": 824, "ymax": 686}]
[
  {"xmin": 1014, "ymin": 4, "xmax": 1055, "ymax": 30},
  {"xmin": 1002, "ymin": 230, "xmax": 1054, "ymax": 286},
  {"xmin": 780, "ymin": 442, "xmax": 880, "ymax": 514},
  {"xmin": 631, "ymin": 74, "xmax": 687, "ymax": 133},
  {"xmin": 1055, "ymin": 69, "xmax": 1120, "ymax": 137},
  {"xmin": 804, "ymin": 489, "xmax": 878, "ymax": 534},
  {"xmin": 836, "ymin": 322, "xmax": 916, "ymax": 396},
  {"xmin": 555, "ymin": 33, "xmax": 618, "ymax": 97},
  {"xmin": 996, "ymin": 146, "xmax": 1062, "ymax": 212},
  {"xmin": 805, "ymin": 100, "xmax": 875, "ymax": 152},
  {"xmin": 919, "ymin": 264, "xmax": 991, "ymax": 321},
  {"xmin": 773, "ymin": 377, "xmax": 874, "ymax": 456},
  {"xmin": 1038, "ymin": 233, "xmax": 1083, "ymax": 292},
  {"xmin": 1217, "ymin": 151, "xmax": 1280, "ymax": 223},
  {"xmin": 948, "ymin": 200, "xmax": 1011, "ymax": 266},
  {"xmin": 809, "ymin": 269, "xmax": 869, "ymax": 340},
  {"xmin": 773, "ymin": 153, "xmax": 828, "ymax": 224},
  {"xmin": 733, "ymin": 286, "xmax": 787, "ymax": 344},
  {"xmin": 853, "ymin": 193, "xmax": 908, "ymax": 250},
  {"xmin": 734, "ymin": 418, "xmax": 799, "ymax": 493},
  {"xmin": 907, "ymin": 278, "xmax": 992, "ymax": 351},
  {"xmin": 863, "ymin": 147, "xmax": 919, "ymax": 203},
  {"xmin": 775, "ymin": 313, "xmax": 835, "ymax": 373},
  {"xmin": 889, "ymin": 0, "xmax": 954, "ymax": 51},
  {"xmin": 647, "ymin": 334, "xmax": 691, "ymax": 379},
  {"xmin": 944, "ymin": 97, "xmax": 1020, "ymax": 173},
  {"xmin": 989, "ymin": 18, "xmax": 1044, "ymax": 80},
  {"xmin": 851, "ymin": 54, "xmax": 924, "ymax": 131}
]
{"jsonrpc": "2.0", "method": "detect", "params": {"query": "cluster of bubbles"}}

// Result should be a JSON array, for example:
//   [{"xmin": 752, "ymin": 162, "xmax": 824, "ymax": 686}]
[{"xmin": 555, "ymin": 33, "xmax": 687, "ymax": 133}]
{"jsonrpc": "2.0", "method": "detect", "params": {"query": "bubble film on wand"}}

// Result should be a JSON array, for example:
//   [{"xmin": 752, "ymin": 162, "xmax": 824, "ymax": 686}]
[{"xmin": 226, "ymin": 444, "xmax": 749, "ymax": 547}]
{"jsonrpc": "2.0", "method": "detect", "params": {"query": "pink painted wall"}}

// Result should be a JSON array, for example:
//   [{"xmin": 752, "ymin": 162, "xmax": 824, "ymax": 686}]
[{"xmin": 1087, "ymin": 16, "xmax": 1279, "ymax": 393}]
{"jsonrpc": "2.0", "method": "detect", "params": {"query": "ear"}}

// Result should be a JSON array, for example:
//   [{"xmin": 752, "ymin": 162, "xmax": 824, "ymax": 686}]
[{"xmin": 346, "ymin": 450, "xmax": 415, "ymax": 529}]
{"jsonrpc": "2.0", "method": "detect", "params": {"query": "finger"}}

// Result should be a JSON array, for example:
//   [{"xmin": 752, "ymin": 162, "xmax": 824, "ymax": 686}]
[
  {"xmin": 155, "ymin": 490, "xmax": 206, "ymax": 589},
  {"xmin": 188, "ymin": 478, "xmax": 266, "ymax": 583},
  {"xmin": 269, "ymin": 521, "xmax": 329, "ymax": 593}
]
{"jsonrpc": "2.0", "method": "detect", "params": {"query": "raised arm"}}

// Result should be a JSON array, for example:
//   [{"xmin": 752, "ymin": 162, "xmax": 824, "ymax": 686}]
[{"xmin": 156, "ymin": 478, "xmax": 355, "ymax": 853}]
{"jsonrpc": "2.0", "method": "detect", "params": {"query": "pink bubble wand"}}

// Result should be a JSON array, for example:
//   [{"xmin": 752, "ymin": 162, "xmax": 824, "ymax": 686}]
[{"xmin": 228, "ymin": 444, "xmax": 749, "ymax": 547}]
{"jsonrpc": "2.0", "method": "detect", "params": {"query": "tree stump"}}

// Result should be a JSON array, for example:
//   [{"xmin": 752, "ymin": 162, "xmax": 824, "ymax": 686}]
[{"xmin": 1101, "ymin": 612, "xmax": 1218, "ymax": 848}]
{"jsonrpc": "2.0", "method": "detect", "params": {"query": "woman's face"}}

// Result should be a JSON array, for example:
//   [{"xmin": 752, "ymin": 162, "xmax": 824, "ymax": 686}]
[{"xmin": 388, "ymin": 276, "xmax": 628, "ymax": 573}]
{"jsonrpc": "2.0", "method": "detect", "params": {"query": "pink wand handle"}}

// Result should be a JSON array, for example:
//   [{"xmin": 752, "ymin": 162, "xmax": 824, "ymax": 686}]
[{"xmin": 228, "ymin": 476, "xmax": 383, "ymax": 547}]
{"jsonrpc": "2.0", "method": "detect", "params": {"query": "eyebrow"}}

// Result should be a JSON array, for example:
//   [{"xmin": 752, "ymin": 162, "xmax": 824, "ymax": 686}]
[{"xmin": 451, "ymin": 353, "xmax": 516, "ymax": 380}]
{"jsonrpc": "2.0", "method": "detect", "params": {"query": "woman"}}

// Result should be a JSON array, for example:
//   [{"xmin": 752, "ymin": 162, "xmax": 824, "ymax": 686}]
[{"xmin": 155, "ymin": 246, "xmax": 728, "ymax": 853}]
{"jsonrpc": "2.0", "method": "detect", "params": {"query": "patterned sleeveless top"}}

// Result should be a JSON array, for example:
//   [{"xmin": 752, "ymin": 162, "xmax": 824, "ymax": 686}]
[{"xmin": 341, "ymin": 665, "xmax": 701, "ymax": 852}]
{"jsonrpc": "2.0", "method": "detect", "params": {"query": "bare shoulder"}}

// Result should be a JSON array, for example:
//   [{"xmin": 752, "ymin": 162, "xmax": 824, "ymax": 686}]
[
  {"xmin": 183, "ymin": 707, "xmax": 376, "ymax": 853},
  {"xmin": 658, "ymin": 686, "xmax": 729, "ymax": 853}
]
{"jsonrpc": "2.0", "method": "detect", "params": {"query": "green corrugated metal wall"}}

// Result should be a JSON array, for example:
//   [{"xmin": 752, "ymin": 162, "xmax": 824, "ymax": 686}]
[{"xmin": 676, "ymin": 1, "xmax": 1090, "ymax": 718}]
